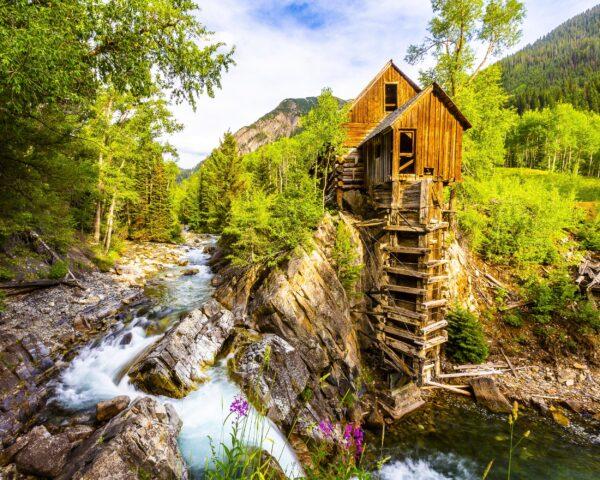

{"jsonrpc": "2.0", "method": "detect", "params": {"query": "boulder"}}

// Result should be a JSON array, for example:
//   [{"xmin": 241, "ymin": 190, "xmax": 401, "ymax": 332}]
[
  {"xmin": 232, "ymin": 334, "xmax": 310, "ymax": 425},
  {"xmin": 128, "ymin": 301, "xmax": 235, "ymax": 398},
  {"xmin": 469, "ymin": 377, "xmax": 512, "ymax": 413},
  {"xmin": 57, "ymin": 397, "xmax": 186, "ymax": 480},
  {"xmin": 96, "ymin": 395, "xmax": 130, "ymax": 422},
  {"xmin": 13, "ymin": 425, "xmax": 72, "ymax": 477},
  {"xmin": 181, "ymin": 267, "xmax": 199, "ymax": 276}
]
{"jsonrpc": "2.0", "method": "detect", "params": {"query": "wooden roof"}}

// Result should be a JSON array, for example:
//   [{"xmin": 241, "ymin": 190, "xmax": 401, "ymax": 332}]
[
  {"xmin": 347, "ymin": 60, "xmax": 421, "ymax": 111},
  {"xmin": 358, "ymin": 83, "xmax": 471, "ymax": 146}
]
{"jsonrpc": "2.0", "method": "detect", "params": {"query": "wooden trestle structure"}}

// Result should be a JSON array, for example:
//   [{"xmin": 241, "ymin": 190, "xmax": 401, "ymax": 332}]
[
  {"xmin": 337, "ymin": 60, "xmax": 471, "ymax": 384},
  {"xmin": 364, "ymin": 179, "xmax": 449, "ymax": 384}
]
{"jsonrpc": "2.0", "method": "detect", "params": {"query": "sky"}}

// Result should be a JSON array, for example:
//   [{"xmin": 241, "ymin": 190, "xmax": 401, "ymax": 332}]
[{"xmin": 170, "ymin": 0, "xmax": 599, "ymax": 169}]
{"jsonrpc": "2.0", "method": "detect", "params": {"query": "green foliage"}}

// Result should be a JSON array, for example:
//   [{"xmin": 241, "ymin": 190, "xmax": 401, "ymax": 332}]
[
  {"xmin": 48, "ymin": 261, "xmax": 69, "ymax": 280},
  {"xmin": 332, "ymin": 220, "xmax": 363, "ymax": 295},
  {"xmin": 503, "ymin": 312, "xmax": 523, "ymax": 328},
  {"xmin": 180, "ymin": 88, "xmax": 348, "ymax": 266},
  {"xmin": 577, "ymin": 216, "xmax": 600, "ymax": 252},
  {"xmin": 446, "ymin": 306, "xmax": 489, "ymax": 364},
  {"xmin": 525, "ymin": 272, "xmax": 600, "ymax": 334},
  {"xmin": 500, "ymin": 5, "xmax": 600, "ymax": 113},
  {"xmin": 405, "ymin": 1, "xmax": 524, "ymax": 179},
  {"xmin": 0, "ymin": 0, "xmax": 232, "ymax": 255},
  {"xmin": 455, "ymin": 66, "xmax": 517, "ymax": 177},
  {"xmin": 505, "ymin": 104, "xmax": 600, "ymax": 176},
  {"xmin": 0, "ymin": 267, "xmax": 14, "ymax": 282},
  {"xmin": 458, "ymin": 169, "xmax": 580, "ymax": 267},
  {"xmin": 0, "ymin": 291, "xmax": 5, "ymax": 312}
]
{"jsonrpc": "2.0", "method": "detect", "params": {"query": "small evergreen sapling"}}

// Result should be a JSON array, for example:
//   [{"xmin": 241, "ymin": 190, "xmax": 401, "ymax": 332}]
[{"xmin": 446, "ymin": 306, "xmax": 489, "ymax": 364}]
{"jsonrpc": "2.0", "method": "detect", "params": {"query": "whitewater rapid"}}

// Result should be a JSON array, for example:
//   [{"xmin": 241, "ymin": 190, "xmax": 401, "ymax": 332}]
[{"xmin": 52, "ymin": 239, "xmax": 303, "ymax": 479}]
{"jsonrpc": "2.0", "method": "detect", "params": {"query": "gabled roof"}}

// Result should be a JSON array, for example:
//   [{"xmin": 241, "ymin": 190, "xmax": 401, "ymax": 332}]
[
  {"xmin": 348, "ymin": 60, "xmax": 421, "ymax": 111},
  {"xmin": 359, "ymin": 82, "xmax": 472, "ymax": 146}
]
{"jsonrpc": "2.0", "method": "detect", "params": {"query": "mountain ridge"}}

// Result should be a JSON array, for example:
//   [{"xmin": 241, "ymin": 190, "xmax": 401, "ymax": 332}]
[{"xmin": 499, "ymin": 4, "xmax": 600, "ymax": 113}]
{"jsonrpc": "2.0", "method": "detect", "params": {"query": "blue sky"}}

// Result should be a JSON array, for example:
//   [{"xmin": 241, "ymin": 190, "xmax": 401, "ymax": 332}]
[{"xmin": 170, "ymin": 0, "xmax": 599, "ymax": 168}]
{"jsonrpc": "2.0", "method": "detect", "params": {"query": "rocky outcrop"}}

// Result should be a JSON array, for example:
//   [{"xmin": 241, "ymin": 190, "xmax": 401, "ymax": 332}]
[
  {"xmin": 233, "ymin": 98, "xmax": 318, "ymax": 154},
  {"xmin": 128, "ymin": 300, "xmax": 235, "ymax": 398},
  {"xmin": 13, "ymin": 425, "xmax": 72, "ymax": 477},
  {"xmin": 57, "ymin": 397, "xmax": 186, "ymax": 480},
  {"xmin": 215, "ymin": 214, "xmax": 364, "ymax": 434},
  {"xmin": 469, "ymin": 377, "xmax": 512, "ymax": 413},
  {"xmin": 232, "ymin": 334, "xmax": 310, "ymax": 426},
  {"xmin": 96, "ymin": 395, "xmax": 130, "ymax": 422}
]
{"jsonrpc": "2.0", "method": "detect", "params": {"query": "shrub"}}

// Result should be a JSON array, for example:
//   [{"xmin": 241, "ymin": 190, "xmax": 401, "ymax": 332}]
[
  {"xmin": 503, "ymin": 312, "xmax": 523, "ymax": 328},
  {"xmin": 458, "ymin": 171, "xmax": 580, "ymax": 267},
  {"xmin": 48, "ymin": 260, "xmax": 69, "ymax": 279},
  {"xmin": 0, "ymin": 267, "xmax": 14, "ymax": 282},
  {"xmin": 577, "ymin": 216, "xmax": 600, "ymax": 252},
  {"xmin": 446, "ymin": 306, "xmax": 489, "ymax": 364},
  {"xmin": 332, "ymin": 220, "xmax": 363, "ymax": 295}
]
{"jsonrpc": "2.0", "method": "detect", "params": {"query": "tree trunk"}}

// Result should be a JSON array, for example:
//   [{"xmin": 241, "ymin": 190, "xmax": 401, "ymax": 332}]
[
  {"xmin": 93, "ymin": 150, "xmax": 104, "ymax": 243},
  {"xmin": 103, "ymin": 193, "xmax": 117, "ymax": 254}
]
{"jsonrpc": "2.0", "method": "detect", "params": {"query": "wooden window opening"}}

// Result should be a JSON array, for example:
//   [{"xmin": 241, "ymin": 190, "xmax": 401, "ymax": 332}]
[
  {"xmin": 398, "ymin": 129, "xmax": 416, "ymax": 174},
  {"xmin": 385, "ymin": 83, "xmax": 398, "ymax": 112}
]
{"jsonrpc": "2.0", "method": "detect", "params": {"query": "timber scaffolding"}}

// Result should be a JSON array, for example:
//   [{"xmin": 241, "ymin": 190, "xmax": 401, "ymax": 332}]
[{"xmin": 353, "ymin": 176, "xmax": 451, "ymax": 385}]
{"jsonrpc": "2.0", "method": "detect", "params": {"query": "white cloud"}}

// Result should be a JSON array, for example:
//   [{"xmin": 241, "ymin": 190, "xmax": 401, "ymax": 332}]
[{"xmin": 169, "ymin": 0, "xmax": 597, "ymax": 169}]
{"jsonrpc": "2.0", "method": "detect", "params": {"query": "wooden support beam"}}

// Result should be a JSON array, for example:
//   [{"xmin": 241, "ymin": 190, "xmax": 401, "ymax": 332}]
[
  {"xmin": 384, "ymin": 266, "xmax": 429, "ymax": 278},
  {"xmin": 427, "ymin": 275, "xmax": 449, "ymax": 284},
  {"xmin": 420, "ymin": 319, "xmax": 448, "ymax": 334},
  {"xmin": 382, "ymin": 305, "xmax": 426, "ymax": 320},
  {"xmin": 382, "ymin": 284, "xmax": 426, "ymax": 295},
  {"xmin": 382, "ymin": 245, "xmax": 430, "ymax": 254},
  {"xmin": 420, "ymin": 298, "xmax": 447, "ymax": 309}
]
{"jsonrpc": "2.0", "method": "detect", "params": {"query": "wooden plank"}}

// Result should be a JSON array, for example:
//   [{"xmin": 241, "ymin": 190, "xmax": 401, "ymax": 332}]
[
  {"xmin": 388, "ymin": 338, "xmax": 419, "ymax": 356},
  {"xmin": 420, "ymin": 319, "xmax": 448, "ymax": 334},
  {"xmin": 420, "ymin": 333, "xmax": 447, "ymax": 349},
  {"xmin": 382, "ymin": 324, "xmax": 421, "ymax": 342},
  {"xmin": 420, "ymin": 298, "xmax": 447, "ymax": 309},
  {"xmin": 383, "ymin": 245, "xmax": 430, "ymax": 254},
  {"xmin": 384, "ymin": 224, "xmax": 426, "ymax": 233},
  {"xmin": 382, "ymin": 305, "xmax": 427, "ymax": 320},
  {"xmin": 384, "ymin": 266, "xmax": 429, "ymax": 278},
  {"xmin": 383, "ymin": 284, "xmax": 426, "ymax": 295},
  {"xmin": 427, "ymin": 275, "xmax": 449, "ymax": 284}
]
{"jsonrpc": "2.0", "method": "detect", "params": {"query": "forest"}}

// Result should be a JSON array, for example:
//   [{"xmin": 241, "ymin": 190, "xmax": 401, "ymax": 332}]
[
  {"xmin": 500, "ymin": 4, "xmax": 600, "ymax": 113},
  {"xmin": 0, "ymin": 2, "xmax": 599, "ymax": 480},
  {"xmin": 0, "ymin": 0, "xmax": 233, "ymax": 274}
]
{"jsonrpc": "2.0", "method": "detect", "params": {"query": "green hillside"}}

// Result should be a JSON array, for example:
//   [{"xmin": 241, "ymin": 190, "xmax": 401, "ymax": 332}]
[{"xmin": 499, "ymin": 4, "xmax": 600, "ymax": 113}]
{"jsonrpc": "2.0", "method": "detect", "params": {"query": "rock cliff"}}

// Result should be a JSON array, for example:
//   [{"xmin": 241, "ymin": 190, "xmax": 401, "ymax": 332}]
[{"xmin": 213, "ymin": 214, "xmax": 366, "ymax": 437}]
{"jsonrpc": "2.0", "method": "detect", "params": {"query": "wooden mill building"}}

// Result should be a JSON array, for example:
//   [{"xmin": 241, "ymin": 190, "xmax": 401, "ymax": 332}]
[{"xmin": 337, "ymin": 60, "xmax": 471, "ymax": 384}]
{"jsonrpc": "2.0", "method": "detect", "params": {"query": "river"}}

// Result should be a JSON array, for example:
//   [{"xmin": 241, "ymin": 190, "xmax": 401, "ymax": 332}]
[
  {"xmin": 50, "ymin": 238, "xmax": 600, "ymax": 479},
  {"xmin": 52, "ymin": 238, "xmax": 303, "ymax": 479}
]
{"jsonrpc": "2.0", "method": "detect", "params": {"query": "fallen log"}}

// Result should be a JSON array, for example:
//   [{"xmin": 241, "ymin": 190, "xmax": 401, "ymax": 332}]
[
  {"xmin": 425, "ymin": 381, "xmax": 472, "ymax": 397},
  {"xmin": 0, "ymin": 278, "xmax": 78, "ymax": 295},
  {"xmin": 438, "ymin": 370, "xmax": 506, "ymax": 379},
  {"xmin": 29, "ymin": 231, "xmax": 84, "ymax": 289}
]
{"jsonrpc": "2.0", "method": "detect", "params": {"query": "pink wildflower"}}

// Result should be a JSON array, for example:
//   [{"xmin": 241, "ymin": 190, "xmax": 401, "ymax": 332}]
[{"xmin": 230, "ymin": 395, "xmax": 249, "ymax": 418}]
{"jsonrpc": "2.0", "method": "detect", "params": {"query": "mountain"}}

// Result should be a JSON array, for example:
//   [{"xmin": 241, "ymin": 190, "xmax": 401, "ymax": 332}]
[
  {"xmin": 233, "ymin": 96, "xmax": 345, "ymax": 154},
  {"xmin": 499, "ymin": 4, "xmax": 600, "ymax": 113}
]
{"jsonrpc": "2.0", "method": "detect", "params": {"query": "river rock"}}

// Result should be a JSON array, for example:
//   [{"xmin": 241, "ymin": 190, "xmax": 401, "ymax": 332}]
[
  {"xmin": 57, "ymin": 397, "xmax": 186, "ymax": 480},
  {"xmin": 96, "ymin": 395, "xmax": 130, "ymax": 422},
  {"xmin": 181, "ymin": 267, "xmax": 199, "ymax": 276},
  {"xmin": 128, "ymin": 301, "xmax": 235, "ymax": 398},
  {"xmin": 233, "ymin": 334, "xmax": 310, "ymax": 425},
  {"xmin": 13, "ymin": 425, "xmax": 72, "ymax": 477},
  {"xmin": 469, "ymin": 377, "xmax": 512, "ymax": 413}
]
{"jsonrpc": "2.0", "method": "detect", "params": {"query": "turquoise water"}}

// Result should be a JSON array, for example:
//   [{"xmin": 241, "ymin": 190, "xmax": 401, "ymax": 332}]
[
  {"xmin": 377, "ymin": 396, "xmax": 600, "ymax": 479},
  {"xmin": 53, "ymin": 238, "xmax": 303, "ymax": 478}
]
